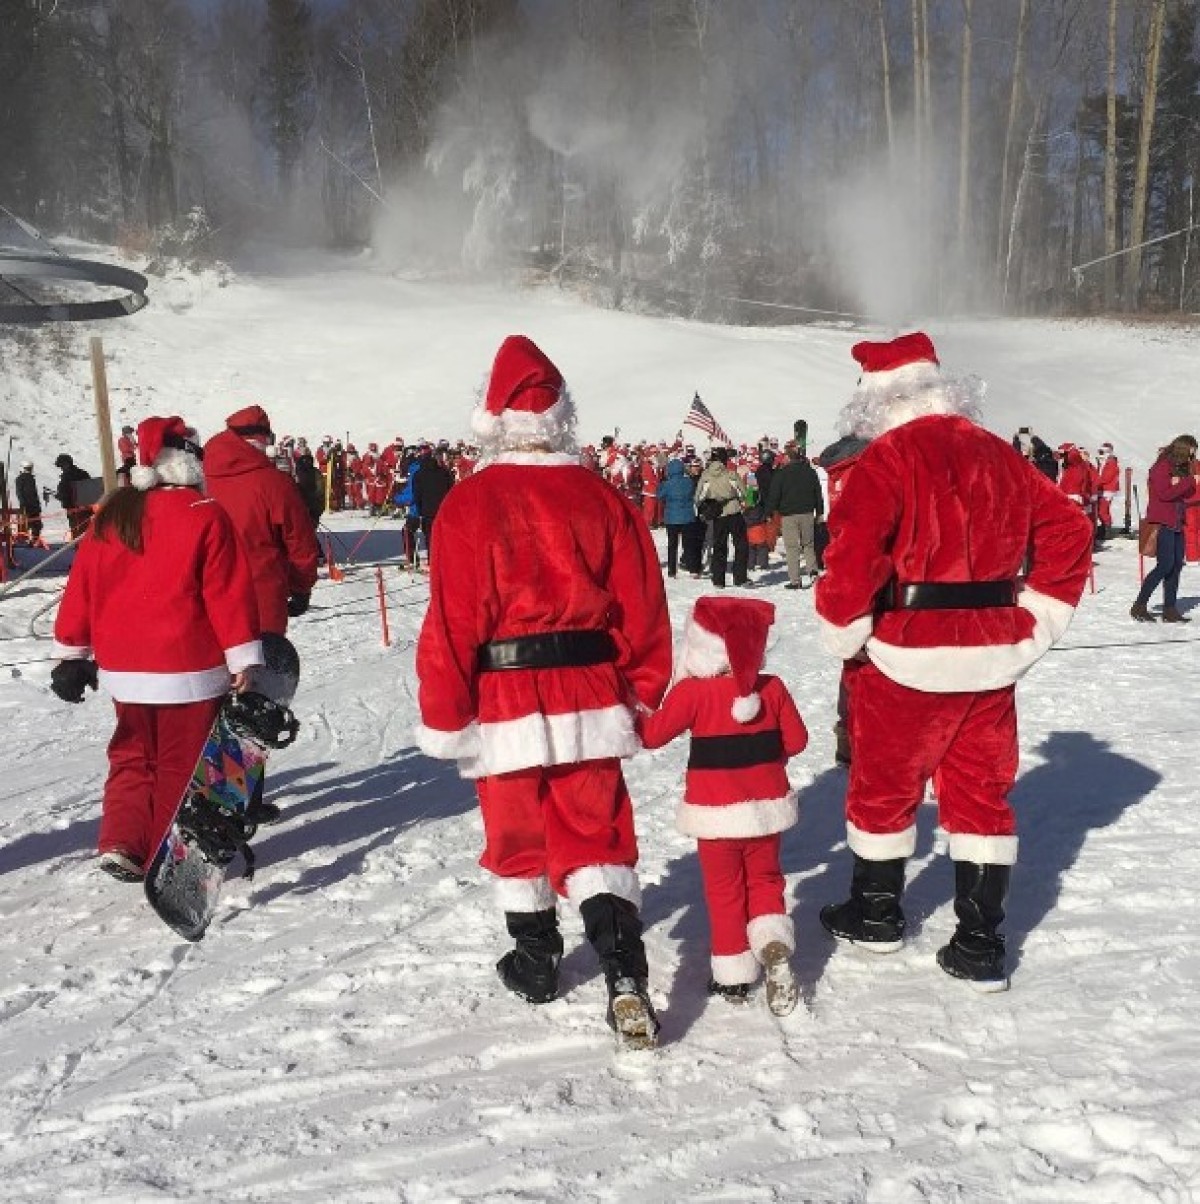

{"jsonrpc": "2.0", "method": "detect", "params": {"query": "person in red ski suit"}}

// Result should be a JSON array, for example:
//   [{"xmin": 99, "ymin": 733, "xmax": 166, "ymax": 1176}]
[
  {"xmin": 345, "ymin": 444, "xmax": 365, "ymax": 510},
  {"xmin": 815, "ymin": 332, "xmax": 1093, "ymax": 991},
  {"xmin": 1095, "ymin": 443, "xmax": 1120, "ymax": 539},
  {"xmin": 637, "ymin": 596, "xmax": 807, "ymax": 1016},
  {"xmin": 415, "ymin": 335, "xmax": 672, "ymax": 1047},
  {"xmin": 51, "ymin": 416, "xmax": 262, "ymax": 882},
  {"xmin": 116, "ymin": 426, "xmax": 137, "ymax": 486}
]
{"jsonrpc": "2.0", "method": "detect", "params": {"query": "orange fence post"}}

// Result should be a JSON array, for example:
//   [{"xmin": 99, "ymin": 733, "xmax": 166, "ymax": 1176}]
[{"xmin": 376, "ymin": 565, "xmax": 391, "ymax": 647}]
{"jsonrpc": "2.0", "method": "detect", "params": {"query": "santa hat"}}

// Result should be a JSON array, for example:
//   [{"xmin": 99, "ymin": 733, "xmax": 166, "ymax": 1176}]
[
  {"xmin": 471, "ymin": 335, "xmax": 576, "ymax": 451},
  {"xmin": 1100, "ymin": 442, "xmax": 1114, "ymax": 452},
  {"xmin": 852, "ymin": 331, "xmax": 940, "ymax": 386},
  {"xmin": 680, "ymin": 596, "xmax": 776, "ymax": 723},
  {"xmin": 130, "ymin": 415, "xmax": 204, "ymax": 491},
  {"xmin": 226, "ymin": 404, "xmax": 274, "ymax": 442}
]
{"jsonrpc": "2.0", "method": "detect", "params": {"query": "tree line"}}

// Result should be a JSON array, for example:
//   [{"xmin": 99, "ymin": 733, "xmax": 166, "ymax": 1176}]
[{"xmin": 1, "ymin": 0, "xmax": 1197, "ymax": 322}]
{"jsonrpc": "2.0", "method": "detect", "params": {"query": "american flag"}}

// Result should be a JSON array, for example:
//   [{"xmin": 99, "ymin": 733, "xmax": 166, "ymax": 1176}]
[{"xmin": 682, "ymin": 392, "xmax": 732, "ymax": 446}]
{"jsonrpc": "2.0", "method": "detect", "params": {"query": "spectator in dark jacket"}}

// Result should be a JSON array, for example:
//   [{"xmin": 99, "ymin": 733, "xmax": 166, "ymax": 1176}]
[
  {"xmin": 1030, "ymin": 436, "xmax": 1058, "ymax": 482},
  {"xmin": 413, "ymin": 449, "xmax": 455, "ymax": 561},
  {"xmin": 15, "ymin": 462, "xmax": 43, "ymax": 545},
  {"xmin": 765, "ymin": 444, "xmax": 824, "ymax": 588},
  {"xmin": 294, "ymin": 452, "xmax": 325, "ymax": 528},
  {"xmin": 54, "ymin": 454, "xmax": 95, "ymax": 539},
  {"xmin": 657, "ymin": 458, "xmax": 697, "ymax": 578}
]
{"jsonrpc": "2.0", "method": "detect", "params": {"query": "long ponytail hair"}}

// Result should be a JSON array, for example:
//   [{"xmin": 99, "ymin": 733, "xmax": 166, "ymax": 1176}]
[{"xmin": 91, "ymin": 486, "xmax": 148, "ymax": 553}]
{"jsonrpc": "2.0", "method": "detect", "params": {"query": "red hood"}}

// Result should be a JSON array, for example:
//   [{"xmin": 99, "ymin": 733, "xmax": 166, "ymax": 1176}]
[{"xmin": 203, "ymin": 429, "xmax": 273, "ymax": 479}]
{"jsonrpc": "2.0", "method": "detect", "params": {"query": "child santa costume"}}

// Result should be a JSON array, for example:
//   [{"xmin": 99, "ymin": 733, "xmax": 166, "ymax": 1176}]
[
  {"xmin": 814, "ymin": 332, "xmax": 1093, "ymax": 990},
  {"xmin": 52, "ymin": 415, "xmax": 262, "ymax": 880},
  {"xmin": 638, "ymin": 596, "xmax": 808, "ymax": 1016},
  {"xmin": 415, "ymin": 335, "xmax": 673, "ymax": 1048}
]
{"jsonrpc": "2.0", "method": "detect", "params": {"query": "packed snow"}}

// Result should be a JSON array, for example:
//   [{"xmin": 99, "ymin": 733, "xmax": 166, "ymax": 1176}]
[{"xmin": 1, "ymin": 251, "xmax": 1199, "ymax": 1202}]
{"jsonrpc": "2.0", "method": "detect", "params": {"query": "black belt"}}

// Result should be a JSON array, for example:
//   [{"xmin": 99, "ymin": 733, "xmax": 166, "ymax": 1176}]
[
  {"xmin": 688, "ymin": 729, "xmax": 784, "ymax": 770},
  {"xmin": 478, "ymin": 630, "xmax": 617, "ymax": 672},
  {"xmin": 885, "ymin": 581, "xmax": 1018, "ymax": 611}
]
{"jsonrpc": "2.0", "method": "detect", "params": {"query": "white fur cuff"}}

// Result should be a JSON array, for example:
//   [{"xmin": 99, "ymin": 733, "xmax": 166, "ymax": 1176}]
[
  {"xmin": 711, "ymin": 950, "xmax": 759, "ymax": 986},
  {"xmin": 748, "ymin": 913, "xmax": 795, "ymax": 958},
  {"xmin": 847, "ymin": 822, "xmax": 917, "ymax": 860},
  {"xmin": 947, "ymin": 832, "xmax": 1019, "ymax": 866},
  {"xmin": 415, "ymin": 720, "xmax": 483, "ymax": 763},
  {"xmin": 817, "ymin": 612, "xmax": 874, "ymax": 660},
  {"xmin": 564, "ymin": 864, "xmax": 641, "ymax": 909},
  {"xmin": 493, "ymin": 874, "xmax": 558, "ymax": 912}
]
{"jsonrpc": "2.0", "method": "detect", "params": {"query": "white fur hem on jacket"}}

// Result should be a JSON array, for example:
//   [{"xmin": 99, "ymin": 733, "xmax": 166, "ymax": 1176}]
[
  {"xmin": 947, "ymin": 832, "xmax": 1019, "ymax": 866},
  {"xmin": 747, "ymin": 913, "xmax": 795, "ymax": 958},
  {"xmin": 452, "ymin": 706, "xmax": 640, "ymax": 779},
  {"xmin": 415, "ymin": 721, "xmax": 482, "ymax": 763},
  {"xmin": 564, "ymin": 864, "xmax": 641, "ymax": 909},
  {"xmin": 97, "ymin": 665, "xmax": 232, "ymax": 704},
  {"xmin": 711, "ymin": 950, "xmax": 759, "ymax": 985},
  {"xmin": 847, "ymin": 822, "xmax": 917, "ymax": 860},
  {"xmin": 819, "ymin": 587, "xmax": 1076, "ymax": 692},
  {"xmin": 675, "ymin": 795, "xmax": 797, "ymax": 840},
  {"xmin": 493, "ymin": 874, "xmax": 558, "ymax": 912}
]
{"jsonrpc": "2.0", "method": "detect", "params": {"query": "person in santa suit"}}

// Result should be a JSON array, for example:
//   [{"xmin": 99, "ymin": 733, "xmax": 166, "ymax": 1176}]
[
  {"xmin": 50, "ymin": 416, "xmax": 262, "ymax": 882},
  {"xmin": 814, "ymin": 332, "xmax": 1093, "ymax": 991},
  {"xmin": 637, "ymin": 596, "xmax": 807, "ymax": 1016},
  {"xmin": 1057, "ymin": 444, "xmax": 1097, "ymax": 519},
  {"xmin": 345, "ymin": 444, "xmax": 365, "ymax": 510},
  {"xmin": 415, "ymin": 335, "xmax": 673, "ymax": 1048},
  {"xmin": 1094, "ymin": 442, "xmax": 1120, "ymax": 541}
]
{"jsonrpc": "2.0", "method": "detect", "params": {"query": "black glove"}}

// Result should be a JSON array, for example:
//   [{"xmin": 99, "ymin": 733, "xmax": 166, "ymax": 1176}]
[
  {"xmin": 41, "ymin": 487, "xmax": 52, "ymax": 503},
  {"xmin": 50, "ymin": 659, "xmax": 99, "ymax": 703},
  {"xmin": 286, "ymin": 593, "xmax": 310, "ymax": 618}
]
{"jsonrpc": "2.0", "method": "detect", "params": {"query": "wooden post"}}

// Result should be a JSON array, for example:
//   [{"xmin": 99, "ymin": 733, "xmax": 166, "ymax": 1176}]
[{"xmin": 90, "ymin": 337, "xmax": 118, "ymax": 493}]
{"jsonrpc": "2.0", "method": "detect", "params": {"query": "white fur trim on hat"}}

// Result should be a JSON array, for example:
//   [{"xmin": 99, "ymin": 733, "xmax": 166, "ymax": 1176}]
[
  {"xmin": 470, "ymin": 387, "xmax": 578, "ymax": 456},
  {"xmin": 678, "ymin": 613, "xmax": 730, "ymax": 679},
  {"xmin": 130, "ymin": 441, "xmax": 205, "ymax": 491}
]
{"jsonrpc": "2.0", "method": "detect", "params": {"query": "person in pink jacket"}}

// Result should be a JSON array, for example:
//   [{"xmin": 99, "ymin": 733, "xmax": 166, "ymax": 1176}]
[
  {"xmin": 1131, "ymin": 435, "xmax": 1198, "ymax": 623},
  {"xmin": 638, "ymin": 596, "xmax": 808, "ymax": 1016},
  {"xmin": 415, "ymin": 335, "xmax": 673, "ymax": 1049},
  {"xmin": 51, "ymin": 416, "xmax": 262, "ymax": 882}
]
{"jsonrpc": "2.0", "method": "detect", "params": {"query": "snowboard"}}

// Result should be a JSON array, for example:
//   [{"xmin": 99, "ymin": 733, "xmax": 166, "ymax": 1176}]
[{"xmin": 144, "ymin": 633, "xmax": 300, "ymax": 941}]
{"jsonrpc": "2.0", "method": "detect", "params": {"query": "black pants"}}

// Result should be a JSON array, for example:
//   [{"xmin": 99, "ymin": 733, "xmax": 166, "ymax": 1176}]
[
  {"xmin": 711, "ymin": 513, "xmax": 749, "ymax": 587},
  {"xmin": 680, "ymin": 520, "xmax": 705, "ymax": 575},
  {"xmin": 421, "ymin": 515, "xmax": 437, "ymax": 561},
  {"xmin": 665, "ymin": 523, "xmax": 689, "ymax": 575}
]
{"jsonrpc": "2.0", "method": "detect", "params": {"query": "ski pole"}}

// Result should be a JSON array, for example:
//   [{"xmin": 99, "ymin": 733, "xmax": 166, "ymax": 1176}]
[{"xmin": 1133, "ymin": 483, "xmax": 1145, "ymax": 583}]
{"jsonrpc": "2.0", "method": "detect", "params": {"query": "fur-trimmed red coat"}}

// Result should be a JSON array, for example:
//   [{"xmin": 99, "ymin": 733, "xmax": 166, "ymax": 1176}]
[
  {"xmin": 816, "ymin": 414, "xmax": 1094, "ymax": 693},
  {"xmin": 53, "ymin": 488, "xmax": 262, "ymax": 703},
  {"xmin": 415, "ymin": 451, "xmax": 673, "ymax": 778},
  {"xmin": 638, "ymin": 674, "xmax": 808, "ymax": 839}
]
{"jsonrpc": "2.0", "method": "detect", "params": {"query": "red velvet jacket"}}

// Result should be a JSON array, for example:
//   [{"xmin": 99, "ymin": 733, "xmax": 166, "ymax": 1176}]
[
  {"xmin": 53, "ymin": 488, "xmax": 261, "ymax": 703},
  {"xmin": 415, "ymin": 451, "xmax": 673, "ymax": 779},
  {"xmin": 638, "ymin": 673, "xmax": 807, "ymax": 839},
  {"xmin": 202, "ymin": 430, "xmax": 320, "ymax": 635}
]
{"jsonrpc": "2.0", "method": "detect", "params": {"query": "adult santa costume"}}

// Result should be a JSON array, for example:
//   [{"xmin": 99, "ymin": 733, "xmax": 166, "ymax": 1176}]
[
  {"xmin": 52, "ymin": 415, "xmax": 262, "ymax": 880},
  {"xmin": 415, "ymin": 334, "xmax": 672, "ymax": 1047},
  {"xmin": 1095, "ymin": 442, "xmax": 1120, "ymax": 539},
  {"xmin": 814, "ymin": 332, "xmax": 1093, "ymax": 990}
]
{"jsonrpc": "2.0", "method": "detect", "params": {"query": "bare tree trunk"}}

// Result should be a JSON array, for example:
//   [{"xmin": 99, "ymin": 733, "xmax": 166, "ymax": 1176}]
[
  {"xmin": 877, "ymin": 0, "xmax": 894, "ymax": 164},
  {"xmin": 920, "ymin": 0, "xmax": 933, "ymax": 156},
  {"xmin": 911, "ymin": 0, "xmax": 923, "ymax": 172},
  {"xmin": 956, "ymin": 0, "xmax": 973, "ymax": 261},
  {"xmin": 1103, "ymin": 0, "xmax": 1120, "ymax": 307},
  {"xmin": 996, "ymin": 0, "xmax": 1030, "ymax": 271},
  {"xmin": 1003, "ymin": 94, "xmax": 1045, "ymax": 309},
  {"xmin": 1127, "ymin": 0, "xmax": 1166, "ymax": 310}
]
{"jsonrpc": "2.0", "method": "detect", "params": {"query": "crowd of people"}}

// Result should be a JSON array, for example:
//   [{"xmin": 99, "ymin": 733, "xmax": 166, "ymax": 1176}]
[{"xmin": 26, "ymin": 328, "xmax": 1186, "ymax": 1051}]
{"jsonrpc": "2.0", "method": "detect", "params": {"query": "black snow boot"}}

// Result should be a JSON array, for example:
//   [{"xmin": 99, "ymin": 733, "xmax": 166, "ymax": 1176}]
[
  {"xmin": 579, "ymin": 892, "xmax": 659, "ymax": 1049},
  {"xmin": 496, "ymin": 909, "xmax": 564, "ymax": 1005},
  {"xmin": 820, "ymin": 854, "xmax": 908, "ymax": 952},
  {"xmin": 936, "ymin": 862, "xmax": 1011, "ymax": 992}
]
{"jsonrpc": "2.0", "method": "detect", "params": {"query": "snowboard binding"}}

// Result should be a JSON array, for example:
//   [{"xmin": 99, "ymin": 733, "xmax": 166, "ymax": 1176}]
[
  {"xmin": 177, "ymin": 792, "xmax": 258, "ymax": 878},
  {"xmin": 225, "ymin": 691, "xmax": 300, "ymax": 750}
]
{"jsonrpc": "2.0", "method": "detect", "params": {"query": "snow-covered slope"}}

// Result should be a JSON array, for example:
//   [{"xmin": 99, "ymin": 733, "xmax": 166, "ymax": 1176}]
[{"xmin": 1, "ymin": 254, "xmax": 1198, "ymax": 1201}]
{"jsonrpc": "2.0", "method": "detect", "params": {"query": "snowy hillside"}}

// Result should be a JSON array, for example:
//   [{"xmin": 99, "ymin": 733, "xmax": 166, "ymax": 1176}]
[{"xmin": 2, "ymin": 254, "xmax": 1200, "ymax": 1201}]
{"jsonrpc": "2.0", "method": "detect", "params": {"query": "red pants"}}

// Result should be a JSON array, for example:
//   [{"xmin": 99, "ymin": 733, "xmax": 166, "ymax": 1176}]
[
  {"xmin": 475, "ymin": 759, "xmax": 638, "ymax": 898},
  {"xmin": 847, "ymin": 662, "xmax": 1018, "ymax": 862},
  {"xmin": 101, "ymin": 698, "xmax": 223, "ymax": 867},
  {"xmin": 697, "ymin": 835, "xmax": 785, "ymax": 958}
]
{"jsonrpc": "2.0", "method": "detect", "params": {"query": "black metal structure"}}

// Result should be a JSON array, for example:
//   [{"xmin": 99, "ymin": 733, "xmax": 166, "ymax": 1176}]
[{"xmin": 0, "ymin": 250, "xmax": 149, "ymax": 324}]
